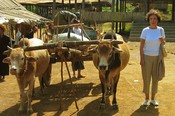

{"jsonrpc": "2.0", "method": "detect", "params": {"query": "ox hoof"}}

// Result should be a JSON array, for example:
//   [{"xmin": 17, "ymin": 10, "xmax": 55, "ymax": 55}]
[
  {"xmin": 0, "ymin": 76, "xmax": 5, "ymax": 81},
  {"xmin": 112, "ymin": 104, "xmax": 118, "ymax": 110},
  {"xmin": 27, "ymin": 108, "xmax": 33, "ymax": 114},
  {"xmin": 18, "ymin": 106, "xmax": 24, "ymax": 113},
  {"xmin": 99, "ymin": 103, "xmax": 105, "ymax": 109},
  {"xmin": 18, "ymin": 109, "xmax": 24, "ymax": 114}
]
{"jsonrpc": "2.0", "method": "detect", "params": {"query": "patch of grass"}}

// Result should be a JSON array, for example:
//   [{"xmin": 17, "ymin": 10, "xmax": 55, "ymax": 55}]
[
  {"xmin": 102, "ymin": 23, "xmax": 112, "ymax": 32},
  {"xmin": 102, "ymin": 22, "xmax": 132, "ymax": 32}
]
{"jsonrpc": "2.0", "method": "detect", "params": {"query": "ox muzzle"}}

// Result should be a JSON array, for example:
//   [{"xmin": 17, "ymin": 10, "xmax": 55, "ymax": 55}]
[
  {"xmin": 10, "ymin": 65, "xmax": 17, "ymax": 75},
  {"xmin": 98, "ymin": 56, "xmax": 108, "ymax": 71}
]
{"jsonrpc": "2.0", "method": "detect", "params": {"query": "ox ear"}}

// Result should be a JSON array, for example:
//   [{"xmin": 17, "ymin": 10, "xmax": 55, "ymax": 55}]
[
  {"xmin": 2, "ymin": 57, "xmax": 11, "ymax": 64},
  {"xmin": 3, "ymin": 50, "xmax": 11, "ymax": 56},
  {"xmin": 26, "ymin": 56, "xmax": 38, "ymax": 62},
  {"xmin": 113, "ymin": 47, "xmax": 123, "ymax": 53}
]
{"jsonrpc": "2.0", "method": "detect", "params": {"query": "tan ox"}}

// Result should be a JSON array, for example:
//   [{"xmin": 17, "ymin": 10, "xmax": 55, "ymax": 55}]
[
  {"xmin": 3, "ymin": 38, "xmax": 50, "ymax": 113},
  {"xmin": 92, "ymin": 34, "xmax": 130, "ymax": 110}
]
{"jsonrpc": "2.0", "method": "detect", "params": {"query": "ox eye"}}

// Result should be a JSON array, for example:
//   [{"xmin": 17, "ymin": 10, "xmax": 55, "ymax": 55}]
[{"xmin": 21, "ymin": 57, "xmax": 24, "ymax": 60}]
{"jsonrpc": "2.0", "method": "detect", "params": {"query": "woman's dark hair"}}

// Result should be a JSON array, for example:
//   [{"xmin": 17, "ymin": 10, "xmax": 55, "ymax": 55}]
[{"xmin": 146, "ymin": 9, "xmax": 161, "ymax": 22}]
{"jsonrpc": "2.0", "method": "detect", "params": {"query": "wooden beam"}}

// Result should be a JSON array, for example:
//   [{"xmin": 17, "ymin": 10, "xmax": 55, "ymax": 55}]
[
  {"xmin": 24, "ymin": 40, "xmax": 123, "ymax": 51},
  {"xmin": 81, "ymin": 11, "xmax": 145, "ymax": 22},
  {"xmin": 53, "ymin": 23, "xmax": 84, "ymax": 29}
]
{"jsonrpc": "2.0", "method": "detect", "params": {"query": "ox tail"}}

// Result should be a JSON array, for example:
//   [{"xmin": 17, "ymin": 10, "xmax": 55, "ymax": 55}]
[{"xmin": 42, "ymin": 64, "xmax": 52, "ymax": 87}]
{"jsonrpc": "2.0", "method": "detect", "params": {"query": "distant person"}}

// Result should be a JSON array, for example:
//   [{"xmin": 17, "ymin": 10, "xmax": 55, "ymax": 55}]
[
  {"xmin": 140, "ymin": 9, "xmax": 166, "ymax": 106},
  {"xmin": 14, "ymin": 27, "xmax": 22, "ymax": 47},
  {"xmin": 72, "ymin": 19, "xmax": 85, "ymax": 78},
  {"xmin": 25, "ymin": 25, "xmax": 38, "ymax": 39},
  {"xmin": 0, "ymin": 24, "xmax": 10, "ymax": 81},
  {"xmin": 72, "ymin": 19, "xmax": 82, "ymax": 36},
  {"xmin": 44, "ymin": 22, "xmax": 54, "ymax": 43}
]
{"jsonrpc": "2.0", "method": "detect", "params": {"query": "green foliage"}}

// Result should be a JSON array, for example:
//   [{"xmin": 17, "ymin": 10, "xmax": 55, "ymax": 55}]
[
  {"xmin": 159, "ymin": 4, "xmax": 172, "ymax": 21},
  {"xmin": 102, "ymin": 23, "xmax": 112, "ymax": 32},
  {"xmin": 102, "ymin": 22, "xmax": 132, "ymax": 33},
  {"xmin": 126, "ymin": 3, "xmax": 139, "ymax": 12},
  {"xmin": 125, "ymin": 23, "xmax": 132, "ymax": 32},
  {"xmin": 102, "ymin": 7, "xmax": 111, "ymax": 12}
]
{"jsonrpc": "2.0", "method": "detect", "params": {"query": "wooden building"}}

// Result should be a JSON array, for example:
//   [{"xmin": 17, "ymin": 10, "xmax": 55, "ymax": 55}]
[
  {"xmin": 15, "ymin": 0, "xmax": 175, "ymax": 41},
  {"xmin": 16, "ymin": 0, "xmax": 112, "ymax": 19}
]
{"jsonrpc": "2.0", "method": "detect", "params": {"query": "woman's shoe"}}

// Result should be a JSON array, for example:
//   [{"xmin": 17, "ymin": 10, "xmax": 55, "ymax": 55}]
[
  {"xmin": 150, "ymin": 100, "xmax": 159, "ymax": 106},
  {"xmin": 143, "ymin": 100, "xmax": 149, "ymax": 106}
]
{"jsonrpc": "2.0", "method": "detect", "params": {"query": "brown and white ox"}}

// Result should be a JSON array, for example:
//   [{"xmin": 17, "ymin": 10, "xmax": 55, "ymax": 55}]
[
  {"xmin": 3, "ymin": 38, "xmax": 50, "ymax": 113},
  {"xmin": 92, "ymin": 34, "xmax": 130, "ymax": 110}
]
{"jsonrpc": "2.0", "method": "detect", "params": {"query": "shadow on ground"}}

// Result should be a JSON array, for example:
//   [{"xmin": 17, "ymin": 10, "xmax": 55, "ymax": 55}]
[
  {"xmin": 131, "ymin": 105, "xmax": 159, "ymax": 116},
  {"xmin": 0, "ymin": 77, "xmax": 101, "ymax": 116}
]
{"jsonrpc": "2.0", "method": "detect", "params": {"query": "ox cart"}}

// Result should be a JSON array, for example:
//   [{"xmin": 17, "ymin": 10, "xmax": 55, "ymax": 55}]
[
  {"xmin": 19, "ymin": 10, "xmax": 123, "ymax": 111},
  {"xmin": 23, "ymin": 38, "xmax": 123, "ymax": 111},
  {"xmin": 27, "ymin": 10, "xmax": 123, "ymax": 109}
]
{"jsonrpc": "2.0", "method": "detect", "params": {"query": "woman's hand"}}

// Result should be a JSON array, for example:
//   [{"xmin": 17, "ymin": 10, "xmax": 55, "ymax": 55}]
[
  {"xmin": 140, "ymin": 39, "xmax": 145, "ymax": 66},
  {"xmin": 159, "ymin": 37, "xmax": 166, "ymax": 44},
  {"xmin": 140, "ymin": 58, "xmax": 144, "ymax": 66}
]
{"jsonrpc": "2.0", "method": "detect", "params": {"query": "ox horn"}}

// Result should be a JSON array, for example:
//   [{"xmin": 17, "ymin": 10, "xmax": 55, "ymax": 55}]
[
  {"xmin": 3, "ymin": 46, "xmax": 12, "ymax": 55},
  {"xmin": 113, "ymin": 47, "xmax": 123, "ymax": 52},
  {"xmin": 7, "ymin": 45, "xmax": 13, "ymax": 50},
  {"xmin": 88, "ymin": 45, "xmax": 98, "ymax": 54}
]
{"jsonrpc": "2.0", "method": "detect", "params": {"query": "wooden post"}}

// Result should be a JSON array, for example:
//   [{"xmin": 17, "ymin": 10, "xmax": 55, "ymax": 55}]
[
  {"xmin": 52, "ymin": 0, "xmax": 56, "ymax": 19},
  {"xmin": 75, "ymin": 0, "xmax": 77, "ymax": 10},
  {"xmin": 112, "ymin": 0, "xmax": 115, "ymax": 31},
  {"xmin": 69, "ymin": 0, "xmax": 71, "ymax": 9},
  {"xmin": 116, "ymin": 0, "xmax": 119, "ymax": 33},
  {"xmin": 147, "ymin": 0, "xmax": 150, "ymax": 13},
  {"xmin": 172, "ymin": 0, "xmax": 175, "ymax": 22},
  {"xmin": 61, "ymin": 55, "xmax": 79, "ymax": 110},
  {"xmin": 82, "ymin": 0, "xmax": 85, "ymax": 9}
]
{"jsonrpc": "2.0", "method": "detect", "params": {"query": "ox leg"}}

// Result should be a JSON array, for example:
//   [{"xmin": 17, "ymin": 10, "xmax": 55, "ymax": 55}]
[
  {"xmin": 106, "ymin": 83, "xmax": 112, "ymax": 96},
  {"xmin": 100, "ymin": 82, "xmax": 106, "ymax": 109},
  {"xmin": 112, "ymin": 74, "xmax": 120, "ymax": 110},
  {"xmin": 17, "ymin": 80, "xmax": 25, "ymax": 112},
  {"xmin": 42, "ymin": 64, "xmax": 52, "ymax": 87},
  {"xmin": 27, "ymin": 79, "xmax": 34, "ymax": 113},
  {"xmin": 38, "ymin": 76, "xmax": 44, "ymax": 95}
]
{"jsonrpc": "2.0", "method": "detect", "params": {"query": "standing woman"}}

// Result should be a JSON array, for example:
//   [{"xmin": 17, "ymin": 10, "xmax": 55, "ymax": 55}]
[
  {"xmin": 140, "ymin": 9, "xmax": 166, "ymax": 106},
  {"xmin": 0, "ymin": 25, "xmax": 10, "ymax": 81}
]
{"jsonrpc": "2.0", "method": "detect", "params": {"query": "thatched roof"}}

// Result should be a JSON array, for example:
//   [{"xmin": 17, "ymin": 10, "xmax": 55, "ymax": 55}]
[
  {"xmin": 0, "ymin": 0, "xmax": 50, "ymax": 24},
  {"xmin": 16, "ymin": 0, "xmax": 112, "ymax": 6}
]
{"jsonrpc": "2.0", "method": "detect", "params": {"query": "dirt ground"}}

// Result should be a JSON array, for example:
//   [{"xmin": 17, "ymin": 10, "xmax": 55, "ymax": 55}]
[{"xmin": 0, "ymin": 41, "xmax": 175, "ymax": 116}]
